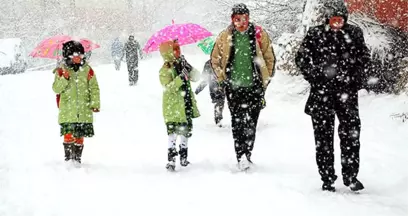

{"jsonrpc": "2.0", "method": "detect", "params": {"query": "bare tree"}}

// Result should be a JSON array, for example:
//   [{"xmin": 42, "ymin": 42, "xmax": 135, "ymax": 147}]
[
  {"xmin": 0, "ymin": 0, "xmax": 195, "ymax": 66},
  {"xmin": 211, "ymin": 0, "xmax": 305, "ymax": 39}
]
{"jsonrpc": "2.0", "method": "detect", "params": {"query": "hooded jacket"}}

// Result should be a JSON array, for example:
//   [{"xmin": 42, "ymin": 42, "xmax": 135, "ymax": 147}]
[
  {"xmin": 159, "ymin": 41, "xmax": 200, "ymax": 123},
  {"xmin": 295, "ymin": 0, "xmax": 371, "ymax": 115}
]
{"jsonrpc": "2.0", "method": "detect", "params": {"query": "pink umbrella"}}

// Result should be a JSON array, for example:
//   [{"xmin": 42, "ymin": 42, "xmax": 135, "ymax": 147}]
[
  {"xmin": 29, "ymin": 35, "xmax": 100, "ymax": 59},
  {"xmin": 143, "ymin": 21, "xmax": 212, "ymax": 53}
]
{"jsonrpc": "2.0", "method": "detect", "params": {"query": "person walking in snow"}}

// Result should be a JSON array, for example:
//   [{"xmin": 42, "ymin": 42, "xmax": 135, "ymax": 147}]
[
  {"xmin": 112, "ymin": 37, "xmax": 124, "ymax": 71},
  {"xmin": 52, "ymin": 40, "xmax": 101, "ymax": 165},
  {"xmin": 295, "ymin": 1, "xmax": 370, "ymax": 192},
  {"xmin": 159, "ymin": 40, "xmax": 201, "ymax": 171},
  {"xmin": 195, "ymin": 59, "xmax": 226, "ymax": 127},
  {"xmin": 124, "ymin": 35, "xmax": 142, "ymax": 86},
  {"xmin": 211, "ymin": 3, "xmax": 276, "ymax": 170}
]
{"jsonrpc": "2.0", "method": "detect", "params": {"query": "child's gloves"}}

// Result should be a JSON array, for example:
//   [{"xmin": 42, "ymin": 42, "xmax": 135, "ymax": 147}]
[
  {"xmin": 62, "ymin": 70, "xmax": 70, "ymax": 80},
  {"xmin": 180, "ymin": 56, "xmax": 192, "ymax": 71},
  {"xmin": 57, "ymin": 68, "xmax": 70, "ymax": 80}
]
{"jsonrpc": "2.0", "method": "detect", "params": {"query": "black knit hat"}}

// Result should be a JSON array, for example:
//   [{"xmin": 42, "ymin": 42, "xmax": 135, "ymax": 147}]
[
  {"xmin": 231, "ymin": 3, "xmax": 249, "ymax": 16},
  {"xmin": 62, "ymin": 40, "xmax": 85, "ymax": 59},
  {"xmin": 323, "ymin": 0, "xmax": 349, "ymax": 22},
  {"xmin": 62, "ymin": 40, "xmax": 85, "ymax": 71}
]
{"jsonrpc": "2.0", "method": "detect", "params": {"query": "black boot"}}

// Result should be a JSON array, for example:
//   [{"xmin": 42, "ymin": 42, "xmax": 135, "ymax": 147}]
[
  {"xmin": 246, "ymin": 152, "xmax": 253, "ymax": 164},
  {"xmin": 73, "ymin": 144, "xmax": 84, "ymax": 164},
  {"xmin": 166, "ymin": 148, "xmax": 178, "ymax": 171},
  {"xmin": 179, "ymin": 146, "xmax": 190, "ymax": 167},
  {"xmin": 322, "ymin": 182, "xmax": 336, "ymax": 192},
  {"xmin": 322, "ymin": 175, "xmax": 337, "ymax": 192},
  {"xmin": 344, "ymin": 178, "xmax": 364, "ymax": 192},
  {"xmin": 214, "ymin": 101, "xmax": 224, "ymax": 127},
  {"xmin": 215, "ymin": 116, "xmax": 222, "ymax": 126},
  {"xmin": 63, "ymin": 143, "xmax": 73, "ymax": 161}
]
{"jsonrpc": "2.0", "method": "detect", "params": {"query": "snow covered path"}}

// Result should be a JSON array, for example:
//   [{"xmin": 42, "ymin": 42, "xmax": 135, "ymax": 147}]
[{"xmin": 0, "ymin": 55, "xmax": 407, "ymax": 216}]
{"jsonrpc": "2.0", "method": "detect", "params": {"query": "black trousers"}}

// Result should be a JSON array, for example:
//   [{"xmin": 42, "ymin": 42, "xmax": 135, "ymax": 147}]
[
  {"xmin": 127, "ymin": 60, "xmax": 139, "ymax": 85},
  {"xmin": 210, "ymin": 84, "xmax": 226, "ymax": 125},
  {"xmin": 311, "ymin": 94, "xmax": 361, "ymax": 184},
  {"xmin": 226, "ymin": 87, "xmax": 262, "ymax": 162},
  {"xmin": 213, "ymin": 97, "xmax": 225, "ymax": 124}
]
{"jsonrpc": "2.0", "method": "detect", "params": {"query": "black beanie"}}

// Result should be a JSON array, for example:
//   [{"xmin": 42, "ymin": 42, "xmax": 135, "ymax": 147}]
[
  {"xmin": 231, "ymin": 3, "xmax": 249, "ymax": 17},
  {"xmin": 323, "ymin": 0, "xmax": 349, "ymax": 23},
  {"xmin": 62, "ymin": 40, "xmax": 85, "ymax": 71},
  {"xmin": 62, "ymin": 40, "xmax": 85, "ymax": 60}
]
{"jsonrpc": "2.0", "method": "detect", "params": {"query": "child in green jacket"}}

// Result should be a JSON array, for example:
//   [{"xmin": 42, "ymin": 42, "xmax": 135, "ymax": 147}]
[
  {"xmin": 159, "ymin": 40, "xmax": 200, "ymax": 171},
  {"xmin": 52, "ymin": 41, "xmax": 100, "ymax": 164}
]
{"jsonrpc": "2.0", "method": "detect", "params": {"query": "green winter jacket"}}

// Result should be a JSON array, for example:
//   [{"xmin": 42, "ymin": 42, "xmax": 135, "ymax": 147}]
[
  {"xmin": 52, "ymin": 64, "xmax": 100, "ymax": 124},
  {"xmin": 159, "ymin": 47, "xmax": 200, "ymax": 124}
]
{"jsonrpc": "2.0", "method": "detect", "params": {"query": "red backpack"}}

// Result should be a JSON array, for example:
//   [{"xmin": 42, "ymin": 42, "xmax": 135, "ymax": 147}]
[{"xmin": 55, "ymin": 67, "xmax": 94, "ymax": 108}]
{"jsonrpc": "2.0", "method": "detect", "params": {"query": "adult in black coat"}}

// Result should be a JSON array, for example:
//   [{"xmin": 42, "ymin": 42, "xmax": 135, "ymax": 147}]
[
  {"xmin": 124, "ymin": 35, "xmax": 142, "ymax": 86},
  {"xmin": 295, "ymin": 0, "xmax": 370, "ymax": 192}
]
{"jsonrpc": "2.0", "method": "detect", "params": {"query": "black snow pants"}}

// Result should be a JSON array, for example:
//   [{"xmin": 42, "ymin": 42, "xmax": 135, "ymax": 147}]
[
  {"xmin": 226, "ymin": 86, "xmax": 263, "ymax": 162},
  {"xmin": 210, "ymin": 84, "xmax": 226, "ymax": 125},
  {"xmin": 213, "ymin": 98, "xmax": 225, "ymax": 125},
  {"xmin": 127, "ymin": 60, "xmax": 139, "ymax": 85},
  {"xmin": 310, "ymin": 92, "xmax": 361, "ymax": 185}
]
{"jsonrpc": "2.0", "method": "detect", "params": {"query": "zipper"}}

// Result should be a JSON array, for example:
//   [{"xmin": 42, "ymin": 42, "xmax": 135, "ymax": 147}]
[{"xmin": 75, "ymin": 70, "xmax": 79, "ymax": 119}]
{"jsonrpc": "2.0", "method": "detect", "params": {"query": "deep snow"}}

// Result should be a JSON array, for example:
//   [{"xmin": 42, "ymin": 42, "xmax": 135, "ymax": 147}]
[{"xmin": 0, "ymin": 54, "xmax": 407, "ymax": 216}]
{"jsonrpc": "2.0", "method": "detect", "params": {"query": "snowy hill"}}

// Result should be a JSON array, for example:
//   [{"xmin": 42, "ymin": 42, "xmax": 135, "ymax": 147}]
[{"xmin": 0, "ymin": 54, "xmax": 407, "ymax": 216}]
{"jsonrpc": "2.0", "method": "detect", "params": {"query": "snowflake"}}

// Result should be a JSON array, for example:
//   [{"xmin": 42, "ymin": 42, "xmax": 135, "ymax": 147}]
[
  {"xmin": 367, "ymin": 77, "xmax": 379, "ymax": 85},
  {"xmin": 340, "ymin": 93, "xmax": 349, "ymax": 102}
]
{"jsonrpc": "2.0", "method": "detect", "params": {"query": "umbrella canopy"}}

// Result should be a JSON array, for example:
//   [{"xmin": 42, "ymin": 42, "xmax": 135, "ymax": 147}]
[
  {"xmin": 29, "ymin": 35, "xmax": 100, "ymax": 59},
  {"xmin": 143, "ymin": 21, "xmax": 212, "ymax": 53},
  {"xmin": 197, "ymin": 36, "xmax": 216, "ymax": 55}
]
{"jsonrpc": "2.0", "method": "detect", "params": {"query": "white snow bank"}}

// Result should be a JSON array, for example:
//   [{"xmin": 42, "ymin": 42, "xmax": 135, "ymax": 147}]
[
  {"xmin": 0, "ymin": 38, "xmax": 25, "ymax": 67},
  {"xmin": 0, "ymin": 55, "xmax": 407, "ymax": 216}
]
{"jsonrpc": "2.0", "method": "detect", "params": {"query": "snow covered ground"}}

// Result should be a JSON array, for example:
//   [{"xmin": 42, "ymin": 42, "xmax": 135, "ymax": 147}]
[{"xmin": 0, "ymin": 54, "xmax": 407, "ymax": 216}]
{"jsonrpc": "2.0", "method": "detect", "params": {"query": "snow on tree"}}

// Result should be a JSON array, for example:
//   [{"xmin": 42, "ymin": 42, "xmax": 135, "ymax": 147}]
[
  {"xmin": 211, "ymin": 0, "xmax": 305, "ymax": 40},
  {"xmin": 277, "ymin": 0, "xmax": 408, "ymax": 94},
  {"xmin": 0, "ymin": 0, "xmax": 191, "ymax": 67}
]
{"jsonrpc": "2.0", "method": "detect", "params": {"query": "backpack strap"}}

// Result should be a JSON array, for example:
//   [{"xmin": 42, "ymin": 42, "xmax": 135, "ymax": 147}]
[
  {"xmin": 87, "ymin": 67, "xmax": 94, "ymax": 81},
  {"xmin": 255, "ymin": 25, "xmax": 262, "ymax": 48}
]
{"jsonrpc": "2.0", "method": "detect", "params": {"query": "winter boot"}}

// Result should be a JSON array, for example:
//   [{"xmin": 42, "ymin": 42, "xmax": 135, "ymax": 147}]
[
  {"xmin": 73, "ymin": 144, "xmax": 84, "ymax": 164},
  {"xmin": 322, "ymin": 182, "xmax": 336, "ymax": 192},
  {"xmin": 166, "ymin": 148, "xmax": 178, "ymax": 171},
  {"xmin": 63, "ymin": 143, "xmax": 73, "ymax": 161},
  {"xmin": 246, "ymin": 152, "xmax": 253, "ymax": 164},
  {"xmin": 215, "ymin": 117, "xmax": 223, "ymax": 127},
  {"xmin": 237, "ymin": 156, "xmax": 250, "ymax": 171},
  {"xmin": 179, "ymin": 146, "xmax": 190, "ymax": 167},
  {"xmin": 344, "ymin": 178, "xmax": 364, "ymax": 192},
  {"xmin": 322, "ymin": 175, "xmax": 337, "ymax": 192}
]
